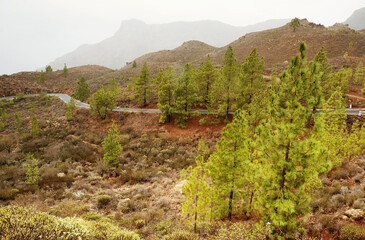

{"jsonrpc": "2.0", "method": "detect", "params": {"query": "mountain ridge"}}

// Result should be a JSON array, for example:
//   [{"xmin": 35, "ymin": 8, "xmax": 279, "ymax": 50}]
[{"xmin": 48, "ymin": 18, "xmax": 290, "ymax": 70}]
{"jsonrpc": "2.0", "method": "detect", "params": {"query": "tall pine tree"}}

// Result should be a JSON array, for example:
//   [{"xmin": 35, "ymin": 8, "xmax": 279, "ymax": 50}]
[
  {"xmin": 102, "ymin": 121, "xmax": 123, "ymax": 167},
  {"xmin": 196, "ymin": 55, "xmax": 218, "ymax": 108},
  {"xmin": 238, "ymin": 48, "xmax": 265, "ymax": 110},
  {"xmin": 72, "ymin": 77, "xmax": 90, "ymax": 102},
  {"xmin": 157, "ymin": 66, "xmax": 176, "ymax": 123},
  {"xmin": 133, "ymin": 62, "xmax": 151, "ymax": 107},
  {"xmin": 173, "ymin": 63, "xmax": 198, "ymax": 128},
  {"xmin": 257, "ymin": 43, "xmax": 331, "ymax": 238},
  {"xmin": 181, "ymin": 138, "xmax": 212, "ymax": 232},
  {"xmin": 216, "ymin": 46, "xmax": 238, "ymax": 118},
  {"xmin": 354, "ymin": 61, "xmax": 364, "ymax": 84}
]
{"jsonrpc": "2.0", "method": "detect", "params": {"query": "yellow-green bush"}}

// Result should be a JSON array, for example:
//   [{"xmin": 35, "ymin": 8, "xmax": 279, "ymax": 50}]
[
  {"xmin": 340, "ymin": 223, "xmax": 365, "ymax": 240},
  {"xmin": 0, "ymin": 205, "xmax": 88, "ymax": 239},
  {"xmin": 0, "ymin": 205, "xmax": 140, "ymax": 240},
  {"xmin": 212, "ymin": 222, "xmax": 271, "ymax": 240},
  {"xmin": 161, "ymin": 230, "xmax": 199, "ymax": 240}
]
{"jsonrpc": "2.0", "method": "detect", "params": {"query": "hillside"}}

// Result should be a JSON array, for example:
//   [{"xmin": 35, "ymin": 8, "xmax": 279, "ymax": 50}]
[
  {"xmin": 129, "ymin": 19, "xmax": 365, "ymax": 74},
  {"xmin": 344, "ymin": 7, "xmax": 365, "ymax": 30},
  {"xmin": 47, "ymin": 19, "xmax": 290, "ymax": 70}
]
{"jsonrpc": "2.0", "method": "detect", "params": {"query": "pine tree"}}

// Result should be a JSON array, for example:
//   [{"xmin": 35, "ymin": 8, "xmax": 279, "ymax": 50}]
[
  {"xmin": 39, "ymin": 70, "xmax": 45, "ymax": 83},
  {"xmin": 196, "ymin": 55, "xmax": 218, "ymax": 108},
  {"xmin": 63, "ymin": 64, "xmax": 68, "ymax": 78},
  {"xmin": 181, "ymin": 138, "xmax": 212, "ymax": 232},
  {"xmin": 24, "ymin": 153, "xmax": 39, "ymax": 185},
  {"xmin": 313, "ymin": 47, "xmax": 332, "ymax": 96},
  {"xmin": 1, "ymin": 110, "xmax": 7, "ymax": 122},
  {"xmin": 30, "ymin": 116, "xmax": 40, "ymax": 135},
  {"xmin": 354, "ymin": 61, "xmax": 364, "ymax": 84},
  {"xmin": 321, "ymin": 89, "xmax": 348, "ymax": 167},
  {"xmin": 157, "ymin": 66, "xmax": 176, "ymax": 123},
  {"xmin": 72, "ymin": 77, "xmax": 90, "ymax": 102},
  {"xmin": 206, "ymin": 110, "xmax": 255, "ymax": 220},
  {"xmin": 279, "ymin": 42, "xmax": 323, "ymax": 111},
  {"xmin": 14, "ymin": 113, "xmax": 22, "ymax": 132},
  {"xmin": 0, "ymin": 122, "xmax": 4, "ymax": 132},
  {"xmin": 133, "ymin": 62, "xmax": 151, "ymax": 107},
  {"xmin": 173, "ymin": 63, "xmax": 198, "ymax": 128},
  {"xmin": 45, "ymin": 65, "xmax": 53, "ymax": 73},
  {"xmin": 256, "ymin": 43, "xmax": 331, "ymax": 238},
  {"xmin": 238, "ymin": 48, "xmax": 265, "ymax": 110},
  {"xmin": 290, "ymin": 17, "xmax": 300, "ymax": 31},
  {"xmin": 90, "ymin": 88, "xmax": 116, "ymax": 119},
  {"xmin": 216, "ymin": 46, "xmax": 238, "ymax": 118},
  {"xmin": 108, "ymin": 78, "xmax": 120, "ymax": 97},
  {"xmin": 323, "ymin": 67, "xmax": 351, "ymax": 101},
  {"xmin": 66, "ymin": 98, "xmax": 75, "ymax": 121},
  {"xmin": 102, "ymin": 121, "xmax": 123, "ymax": 167}
]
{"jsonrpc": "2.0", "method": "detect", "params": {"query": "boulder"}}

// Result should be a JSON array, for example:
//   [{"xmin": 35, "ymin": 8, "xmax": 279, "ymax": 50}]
[{"xmin": 344, "ymin": 209, "xmax": 365, "ymax": 221}]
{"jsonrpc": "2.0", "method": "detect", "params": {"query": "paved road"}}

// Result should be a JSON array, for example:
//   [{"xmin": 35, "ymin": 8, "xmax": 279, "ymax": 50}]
[{"xmin": 1, "ymin": 93, "xmax": 364, "ymax": 116}]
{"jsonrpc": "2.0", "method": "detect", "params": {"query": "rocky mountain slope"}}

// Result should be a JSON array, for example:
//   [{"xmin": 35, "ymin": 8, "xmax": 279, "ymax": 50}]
[
  {"xmin": 133, "ymin": 19, "xmax": 365, "ymax": 73},
  {"xmin": 344, "ymin": 7, "xmax": 365, "ymax": 30},
  {"xmin": 47, "ymin": 19, "xmax": 290, "ymax": 70}
]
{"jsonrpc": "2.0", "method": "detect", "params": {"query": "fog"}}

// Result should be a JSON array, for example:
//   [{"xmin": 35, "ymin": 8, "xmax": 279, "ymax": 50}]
[{"xmin": 1, "ymin": 0, "xmax": 364, "ymax": 75}]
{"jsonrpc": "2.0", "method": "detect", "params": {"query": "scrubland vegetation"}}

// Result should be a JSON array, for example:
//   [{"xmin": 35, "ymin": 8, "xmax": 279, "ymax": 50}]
[{"xmin": 1, "ymin": 41, "xmax": 365, "ymax": 239}]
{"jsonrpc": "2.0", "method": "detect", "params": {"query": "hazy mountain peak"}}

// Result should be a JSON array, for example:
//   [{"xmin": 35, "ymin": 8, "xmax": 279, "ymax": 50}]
[
  {"xmin": 343, "ymin": 7, "xmax": 365, "ymax": 30},
  {"xmin": 48, "ymin": 18, "xmax": 290, "ymax": 70}
]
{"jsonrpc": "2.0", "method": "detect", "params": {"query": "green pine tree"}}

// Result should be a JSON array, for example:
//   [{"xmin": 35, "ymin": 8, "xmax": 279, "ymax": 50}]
[
  {"xmin": 256, "ymin": 43, "xmax": 331, "ymax": 238},
  {"xmin": 30, "ymin": 116, "xmax": 40, "ymax": 135},
  {"xmin": 72, "ymin": 77, "xmax": 90, "ymax": 102},
  {"xmin": 323, "ymin": 67, "xmax": 351, "ymax": 101},
  {"xmin": 63, "ymin": 64, "xmax": 68, "ymax": 78},
  {"xmin": 24, "ymin": 153, "xmax": 39, "ymax": 185},
  {"xmin": 196, "ymin": 55, "xmax": 218, "ymax": 108},
  {"xmin": 354, "ymin": 61, "xmax": 364, "ymax": 84},
  {"xmin": 238, "ymin": 48, "xmax": 265, "ymax": 110},
  {"xmin": 90, "ymin": 88, "xmax": 116, "ymax": 119},
  {"xmin": 14, "ymin": 113, "xmax": 22, "ymax": 132},
  {"xmin": 321, "ymin": 89, "xmax": 348, "ymax": 167},
  {"xmin": 38, "ymin": 70, "xmax": 45, "ymax": 83},
  {"xmin": 173, "ymin": 63, "xmax": 198, "ymax": 128},
  {"xmin": 216, "ymin": 46, "xmax": 238, "ymax": 118},
  {"xmin": 181, "ymin": 138, "xmax": 212, "ymax": 232},
  {"xmin": 45, "ymin": 65, "xmax": 53, "ymax": 73},
  {"xmin": 157, "ymin": 66, "xmax": 176, "ymax": 123},
  {"xmin": 108, "ymin": 78, "xmax": 120, "ymax": 97},
  {"xmin": 133, "ymin": 62, "xmax": 151, "ymax": 107},
  {"xmin": 102, "ymin": 121, "xmax": 123, "ymax": 167},
  {"xmin": 206, "ymin": 110, "xmax": 255, "ymax": 220},
  {"xmin": 290, "ymin": 17, "xmax": 300, "ymax": 31}
]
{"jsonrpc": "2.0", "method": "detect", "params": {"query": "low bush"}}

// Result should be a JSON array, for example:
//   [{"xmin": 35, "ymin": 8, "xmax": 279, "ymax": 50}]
[
  {"xmin": 0, "ymin": 205, "xmax": 88, "ymax": 239},
  {"xmin": 97, "ymin": 194, "xmax": 112, "ymax": 208},
  {"xmin": 339, "ymin": 223, "xmax": 365, "ymax": 240},
  {"xmin": 0, "ymin": 205, "xmax": 141, "ymax": 240},
  {"xmin": 161, "ymin": 230, "xmax": 199, "ymax": 240},
  {"xmin": 212, "ymin": 222, "xmax": 271, "ymax": 240}
]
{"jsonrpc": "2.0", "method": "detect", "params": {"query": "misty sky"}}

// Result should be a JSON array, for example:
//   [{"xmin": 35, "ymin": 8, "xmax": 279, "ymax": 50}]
[{"xmin": 1, "ymin": 0, "xmax": 364, "ymax": 75}]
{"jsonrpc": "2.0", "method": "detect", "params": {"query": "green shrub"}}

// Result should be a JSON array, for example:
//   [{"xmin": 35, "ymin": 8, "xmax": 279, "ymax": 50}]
[
  {"xmin": 0, "ymin": 205, "xmax": 89, "ymax": 239},
  {"xmin": 340, "ymin": 223, "xmax": 365, "ymax": 240},
  {"xmin": 24, "ymin": 153, "xmax": 39, "ymax": 185},
  {"xmin": 0, "ymin": 121, "xmax": 4, "ymax": 132},
  {"xmin": 162, "ymin": 230, "xmax": 199, "ymax": 240},
  {"xmin": 212, "ymin": 222, "xmax": 271, "ymax": 240},
  {"xmin": 198, "ymin": 117, "xmax": 221, "ymax": 126},
  {"xmin": 0, "ymin": 205, "xmax": 141, "ymax": 240},
  {"xmin": 97, "ymin": 194, "xmax": 112, "ymax": 208},
  {"xmin": 135, "ymin": 219, "xmax": 145, "ymax": 229}
]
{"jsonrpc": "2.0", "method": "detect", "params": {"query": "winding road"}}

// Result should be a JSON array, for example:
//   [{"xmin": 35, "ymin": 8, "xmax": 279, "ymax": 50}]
[{"xmin": 1, "ymin": 93, "xmax": 364, "ymax": 116}]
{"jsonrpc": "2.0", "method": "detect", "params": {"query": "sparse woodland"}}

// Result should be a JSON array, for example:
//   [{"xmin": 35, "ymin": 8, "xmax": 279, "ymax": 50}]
[{"xmin": 1, "ymin": 41, "xmax": 365, "ymax": 240}]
